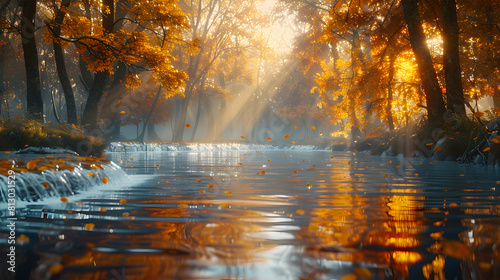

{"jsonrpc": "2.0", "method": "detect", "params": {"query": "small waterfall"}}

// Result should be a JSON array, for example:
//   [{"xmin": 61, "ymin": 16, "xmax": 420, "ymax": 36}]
[
  {"xmin": 0, "ymin": 156, "xmax": 128, "ymax": 203},
  {"xmin": 107, "ymin": 142, "xmax": 331, "ymax": 152}
]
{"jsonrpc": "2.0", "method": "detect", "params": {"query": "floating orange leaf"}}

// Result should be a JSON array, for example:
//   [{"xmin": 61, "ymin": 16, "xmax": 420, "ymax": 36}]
[
  {"xmin": 179, "ymin": 203, "xmax": 188, "ymax": 208},
  {"xmin": 241, "ymin": 136, "xmax": 245, "ymax": 139},
  {"xmin": 296, "ymin": 209, "xmax": 305, "ymax": 215},
  {"xmin": 267, "ymin": 137, "xmax": 272, "ymax": 141},
  {"xmin": 102, "ymin": 177, "xmax": 109, "ymax": 184},
  {"xmin": 207, "ymin": 183, "xmax": 213, "ymax": 188},
  {"xmin": 87, "ymin": 172, "xmax": 94, "ymax": 177},
  {"xmin": 122, "ymin": 212, "xmax": 130, "ymax": 217},
  {"xmin": 267, "ymin": 159, "xmax": 271, "ymax": 162},
  {"xmin": 340, "ymin": 274, "xmax": 357, "ymax": 280},
  {"xmin": 185, "ymin": 123, "xmax": 191, "ymax": 127},
  {"xmin": 491, "ymin": 136, "xmax": 500, "ymax": 143},
  {"xmin": 449, "ymin": 203, "xmax": 458, "ymax": 207},
  {"xmin": 311, "ymin": 126, "xmax": 316, "ymax": 129},
  {"xmin": 26, "ymin": 160, "xmax": 38, "ymax": 171},
  {"xmin": 48, "ymin": 264, "xmax": 64, "ymax": 275},
  {"xmin": 483, "ymin": 147, "xmax": 490, "ymax": 152},
  {"xmin": 284, "ymin": 134, "xmax": 290, "ymax": 139},
  {"xmin": 434, "ymin": 146, "xmax": 442, "ymax": 152},
  {"xmin": 17, "ymin": 234, "xmax": 30, "ymax": 245},
  {"xmin": 354, "ymin": 267, "xmax": 372, "ymax": 279},
  {"xmin": 60, "ymin": 197, "xmax": 68, "ymax": 203},
  {"xmin": 120, "ymin": 111, "xmax": 126, "ymax": 114},
  {"xmin": 196, "ymin": 179, "xmax": 202, "ymax": 182},
  {"xmin": 262, "ymin": 171, "xmax": 266, "ymax": 175},
  {"xmin": 293, "ymin": 126, "xmax": 297, "ymax": 129},
  {"xmin": 42, "ymin": 182, "xmax": 49, "ymax": 189},
  {"xmin": 224, "ymin": 190, "xmax": 232, "ymax": 196},
  {"xmin": 84, "ymin": 223, "xmax": 95, "ymax": 230}
]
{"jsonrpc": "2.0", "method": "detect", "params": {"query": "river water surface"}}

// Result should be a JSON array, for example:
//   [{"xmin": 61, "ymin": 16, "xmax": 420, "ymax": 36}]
[{"xmin": 1, "ymin": 145, "xmax": 499, "ymax": 280}]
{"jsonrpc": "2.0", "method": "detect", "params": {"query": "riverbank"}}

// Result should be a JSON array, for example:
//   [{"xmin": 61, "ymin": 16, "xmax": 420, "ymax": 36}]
[
  {"xmin": 353, "ymin": 116, "xmax": 500, "ymax": 166},
  {"xmin": 0, "ymin": 118, "xmax": 106, "ymax": 156}
]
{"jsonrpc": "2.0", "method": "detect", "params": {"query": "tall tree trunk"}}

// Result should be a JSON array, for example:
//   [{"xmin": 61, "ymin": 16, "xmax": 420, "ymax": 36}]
[
  {"xmin": 81, "ymin": 0, "xmax": 114, "ymax": 131},
  {"xmin": 387, "ymin": 57, "xmax": 395, "ymax": 131},
  {"xmin": 190, "ymin": 90, "xmax": 203, "ymax": 141},
  {"xmin": 205, "ymin": 95, "xmax": 215, "ymax": 140},
  {"xmin": 147, "ymin": 122, "xmax": 160, "ymax": 141},
  {"xmin": 137, "ymin": 86, "xmax": 162, "ymax": 142},
  {"xmin": 402, "ymin": 0, "xmax": 446, "ymax": 124},
  {"xmin": 22, "ymin": 0, "xmax": 43, "ymax": 120},
  {"xmin": 441, "ymin": 0, "xmax": 465, "ymax": 115},
  {"xmin": 53, "ymin": 0, "xmax": 77, "ymax": 124},
  {"xmin": 172, "ymin": 92, "xmax": 191, "ymax": 142}
]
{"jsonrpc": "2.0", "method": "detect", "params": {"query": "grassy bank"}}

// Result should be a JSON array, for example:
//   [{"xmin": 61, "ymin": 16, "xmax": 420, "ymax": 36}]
[{"xmin": 0, "ymin": 117, "xmax": 106, "ymax": 156}]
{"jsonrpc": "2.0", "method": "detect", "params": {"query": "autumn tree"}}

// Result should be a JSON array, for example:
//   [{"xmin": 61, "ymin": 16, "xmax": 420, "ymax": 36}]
[
  {"xmin": 170, "ymin": 0, "xmax": 267, "ymax": 142},
  {"xmin": 49, "ymin": 0, "xmax": 189, "ymax": 133}
]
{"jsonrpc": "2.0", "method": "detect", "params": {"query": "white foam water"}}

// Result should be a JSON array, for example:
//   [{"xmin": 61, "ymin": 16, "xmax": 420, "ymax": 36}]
[{"xmin": 107, "ymin": 142, "xmax": 331, "ymax": 152}]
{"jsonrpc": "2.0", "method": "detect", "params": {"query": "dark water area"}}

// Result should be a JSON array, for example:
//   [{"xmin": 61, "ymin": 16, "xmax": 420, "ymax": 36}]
[{"xmin": 1, "ymin": 145, "xmax": 499, "ymax": 279}]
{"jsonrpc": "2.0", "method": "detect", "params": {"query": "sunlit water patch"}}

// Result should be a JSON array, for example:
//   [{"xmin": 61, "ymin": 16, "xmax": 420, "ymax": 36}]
[{"xmin": 0, "ymin": 145, "xmax": 499, "ymax": 280}]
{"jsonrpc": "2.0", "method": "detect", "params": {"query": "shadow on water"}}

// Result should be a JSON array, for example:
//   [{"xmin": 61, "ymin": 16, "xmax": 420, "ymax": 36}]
[{"xmin": 1, "ymin": 145, "xmax": 499, "ymax": 279}]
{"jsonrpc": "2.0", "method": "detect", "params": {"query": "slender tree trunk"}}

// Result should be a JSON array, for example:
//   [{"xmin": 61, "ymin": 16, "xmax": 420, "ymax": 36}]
[
  {"xmin": 205, "ymin": 95, "xmax": 215, "ymax": 140},
  {"xmin": 81, "ymin": 0, "xmax": 114, "ymax": 131},
  {"xmin": 22, "ymin": 0, "xmax": 43, "ymax": 120},
  {"xmin": 441, "ymin": 0, "xmax": 465, "ymax": 115},
  {"xmin": 172, "ymin": 89, "xmax": 192, "ymax": 142},
  {"xmin": 387, "ymin": 58, "xmax": 395, "ymax": 131},
  {"xmin": 190, "ymin": 91, "xmax": 203, "ymax": 141},
  {"xmin": 53, "ymin": 0, "xmax": 77, "ymax": 124},
  {"xmin": 494, "ymin": 87, "xmax": 500, "ymax": 109},
  {"xmin": 147, "ymin": 122, "xmax": 160, "ymax": 141},
  {"xmin": 402, "ymin": 0, "xmax": 446, "ymax": 123},
  {"xmin": 137, "ymin": 86, "xmax": 162, "ymax": 142}
]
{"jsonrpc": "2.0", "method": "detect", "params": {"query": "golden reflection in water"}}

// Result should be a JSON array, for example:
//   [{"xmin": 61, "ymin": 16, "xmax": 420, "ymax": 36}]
[
  {"xmin": 303, "ymin": 167, "xmax": 425, "ymax": 278},
  {"xmin": 44, "ymin": 202, "xmax": 279, "ymax": 279}
]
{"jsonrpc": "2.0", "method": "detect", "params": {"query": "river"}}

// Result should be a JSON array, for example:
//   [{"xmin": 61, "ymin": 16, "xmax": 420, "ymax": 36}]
[{"xmin": 0, "ymin": 144, "xmax": 499, "ymax": 279}]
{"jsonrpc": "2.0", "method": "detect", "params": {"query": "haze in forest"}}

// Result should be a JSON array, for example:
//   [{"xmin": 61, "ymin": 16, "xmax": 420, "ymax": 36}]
[{"xmin": 0, "ymin": 0, "xmax": 499, "ymax": 146}]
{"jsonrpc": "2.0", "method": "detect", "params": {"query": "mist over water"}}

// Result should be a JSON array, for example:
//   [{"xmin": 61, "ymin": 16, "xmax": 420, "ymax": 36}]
[{"xmin": 1, "ymin": 145, "xmax": 499, "ymax": 279}]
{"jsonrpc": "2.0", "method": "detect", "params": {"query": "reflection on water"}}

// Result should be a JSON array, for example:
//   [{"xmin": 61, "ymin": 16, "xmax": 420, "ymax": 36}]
[{"xmin": 1, "ymin": 147, "xmax": 500, "ymax": 279}]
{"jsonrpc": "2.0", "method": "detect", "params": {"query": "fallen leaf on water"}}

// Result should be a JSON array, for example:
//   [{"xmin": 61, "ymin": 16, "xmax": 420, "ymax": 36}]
[
  {"xmin": 119, "ymin": 199, "xmax": 127, "ymax": 204},
  {"xmin": 196, "ymin": 179, "xmax": 202, "ymax": 182},
  {"xmin": 48, "ymin": 264, "xmax": 64, "ymax": 275},
  {"xmin": 179, "ymin": 204, "xmax": 188, "ymax": 209},
  {"xmin": 102, "ymin": 177, "xmax": 109, "ymax": 184},
  {"xmin": 491, "ymin": 136, "xmax": 500, "ymax": 143},
  {"xmin": 268, "ymin": 159, "xmax": 271, "ymax": 162},
  {"xmin": 122, "ymin": 212, "xmax": 130, "ymax": 217},
  {"xmin": 224, "ymin": 191, "xmax": 232, "ymax": 196},
  {"xmin": 284, "ymin": 134, "xmax": 290, "ymax": 139},
  {"xmin": 87, "ymin": 172, "xmax": 94, "ymax": 177},
  {"xmin": 449, "ymin": 203, "xmax": 458, "ymax": 207},
  {"xmin": 26, "ymin": 160, "xmax": 38, "ymax": 171},
  {"xmin": 267, "ymin": 137, "xmax": 272, "ymax": 141},
  {"xmin": 100, "ymin": 207, "xmax": 107, "ymax": 212},
  {"xmin": 60, "ymin": 197, "xmax": 68, "ymax": 203},
  {"xmin": 42, "ymin": 182, "xmax": 49, "ymax": 189},
  {"xmin": 185, "ymin": 123, "xmax": 191, "ymax": 127},
  {"xmin": 84, "ymin": 223, "xmax": 95, "ymax": 230},
  {"xmin": 120, "ymin": 111, "xmax": 126, "ymax": 114},
  {"xmin": 311, "ymin": 125, "xmax": 316, "ymax": 129},
  {"xmin": 262, "ymin": 171, "xmax": 266, "ymax": 175},
  {"xmin": 354, "ymin": 267, "xmax": 372, "ymax": 279},
  {"xmin": 17, "ymin": 234, "xmax": 30, "ymax": 245},
  {"xmin": 241, "ymin": 136, "xmax": 245, "ymax": 138},
  {"xmin": 483, "ymin": 147, "xmax": 491, "ymax": 152},
  {"xmin": 434, "ymin": 146, "xmax": 442, "ymax": 152},
  {"xmin": 340, "ymin": 274, "xmax": 357, "ymax": 280},
  {"xmin": 293, "ymin": 126, "xmax": 297, "ymax": 129},
  {"xmin": 296, "ymin": 209, "xmax": 305, "ymax": 215},
  {"xmin": 207, "ymin": 183, "xmax": 213, "ymax": 188}
]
